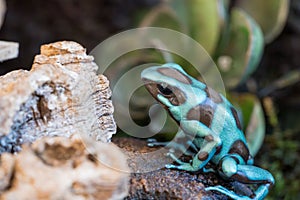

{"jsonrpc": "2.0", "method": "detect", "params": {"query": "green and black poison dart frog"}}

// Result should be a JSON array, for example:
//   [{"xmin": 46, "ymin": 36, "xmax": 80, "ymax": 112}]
[{"xmin": 141, "ymin": 63, "xmax": 274, "ymax": 200}]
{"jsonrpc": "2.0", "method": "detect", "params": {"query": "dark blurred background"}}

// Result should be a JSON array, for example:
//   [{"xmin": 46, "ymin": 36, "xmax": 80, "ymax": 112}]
[
  {"xmin": 1, "ymin": 0, "xmax": 300, "ymax": 125},
  {"xmin": 0, "ymin": 0, "xmax": 160, "ymax": 74}
]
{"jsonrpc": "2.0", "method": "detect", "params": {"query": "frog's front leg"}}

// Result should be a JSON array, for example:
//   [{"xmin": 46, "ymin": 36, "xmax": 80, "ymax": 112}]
[
  {"xmin": 147, "ymin": 130, "xmax": 197, "ymax": 156},
  {"xmin": 206, "ymin": 154, "xmax": 275, "ymax": 200},
  {"xmin": 166, "ymin": 120, "xmax": 222, "ymax": 171}
]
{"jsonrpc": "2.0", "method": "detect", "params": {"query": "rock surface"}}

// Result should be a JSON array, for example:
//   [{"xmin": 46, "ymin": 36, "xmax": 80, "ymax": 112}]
[
  {"xmin": 0, "ymin": 41, "xmax": 116, "ymax": 153},
  {"xmin": 0, "ymin": 134, "xmax": 129, "ymax": 200},
  {"xmin": 113, "ymin": 137, "xmax": 255, "ymax": 200}
]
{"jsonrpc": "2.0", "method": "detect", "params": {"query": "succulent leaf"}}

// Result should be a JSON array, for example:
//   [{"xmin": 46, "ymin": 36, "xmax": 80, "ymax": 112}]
[
  {"xmin": 218, "ymin": 8, "xmax": 264, "ymax": 88},
  {"xmin": 237, "ymin": 0, "xmax": 290, "ymax": 43},
  {"xmin": 186, "ymin": 0, "xmax": 223, "ymax": 54}
]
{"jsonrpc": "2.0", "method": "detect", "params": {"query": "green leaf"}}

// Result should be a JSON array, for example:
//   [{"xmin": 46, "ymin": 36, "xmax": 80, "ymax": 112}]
[
  {"xmin": 218, "ymin": 8, "xmax": 264, "ymax": 88},
  {"xmin": 137, "ymin": 0, "xmax": 229, "ymax": 54},
  {"xmin": 229, "ymin": 93, "xmax": 266, "ymax": 156},
  {"xmin": 138, "ymin": 4, "xmax": 185, "ymax": 32},
  {"xmin": 237, "ymin": 0, "xmax": 290, "ymax": 43},
  {"xmin": 186, "ymin": 0, "xmax": 224, "ymax": 54}
]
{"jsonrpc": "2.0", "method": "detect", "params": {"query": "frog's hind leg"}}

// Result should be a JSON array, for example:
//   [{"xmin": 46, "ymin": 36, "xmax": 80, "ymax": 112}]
[{"xmin": 206, "ymin": 154, "xmax": 275, "ymax": 200}]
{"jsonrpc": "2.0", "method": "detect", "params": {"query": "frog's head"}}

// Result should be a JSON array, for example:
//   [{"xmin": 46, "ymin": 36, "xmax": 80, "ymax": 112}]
[{"xmin": 141, "ymin": 63, "xmax": 204, "ymax": 121}]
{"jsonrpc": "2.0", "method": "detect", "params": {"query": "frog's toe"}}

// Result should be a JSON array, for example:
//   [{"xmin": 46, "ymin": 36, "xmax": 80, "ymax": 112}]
[
  {"xmin": 147, "ymin": 138, "xmax": 157, "ymax": 143},
  {"xmin": 166, "ymin": 152, "xmax": 186, "ymax": 164},
  {"xmin": 205, "ymin": 185, "xmax": 229, "ymax": 192},
  {"xmin": 165, "ymin": 164, "xmax": 179, "ymax": 169},
  {"xmin": 206, "ymin": 186, "xmax": 252, "ymax": 200},
  {"xmin": 165, "ymin": 162, "xmax": 198, "ymax": 171},
  {"xmin": 202, "ymin": 166, "xmax": 215, "ymax": 173},
  {"xmin": 147, "ymin": 139, "xmax": 168, "ymax": 147},
  {"xmin": 165, "ymin": 163, "xmax": 189, "ymax": 170},
  {"xmin": 186, "ymin": 140, "xmax": 198, "ymax": 152},
  {"xmin": 147, "ymin": 142, "xmax": 156, "ymax": 147}
]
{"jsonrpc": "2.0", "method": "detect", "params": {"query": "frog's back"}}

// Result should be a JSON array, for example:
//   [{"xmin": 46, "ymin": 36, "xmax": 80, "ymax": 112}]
[{"xmin": 209, "ymin": 94, "xmax": 250, "ymax": 164}]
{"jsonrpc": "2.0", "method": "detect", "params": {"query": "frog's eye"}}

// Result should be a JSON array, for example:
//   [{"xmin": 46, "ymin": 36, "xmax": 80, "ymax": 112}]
[{"xmin": 157, "ymin": 84, "xmax": 173, "ymax": 96}]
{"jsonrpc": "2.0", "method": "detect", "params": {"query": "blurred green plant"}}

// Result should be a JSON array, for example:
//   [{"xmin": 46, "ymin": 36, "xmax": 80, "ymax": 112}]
[
  {"xmin": 110, "ymin": 0, "xmax": 290, "ymax": 156},
  {"xmin": 138, "ymin": 0, "xmax": 289, "ymax": 88},
  {"xmin": 237, "ymin": 0, "xmax": 290, "ymax": 43}
]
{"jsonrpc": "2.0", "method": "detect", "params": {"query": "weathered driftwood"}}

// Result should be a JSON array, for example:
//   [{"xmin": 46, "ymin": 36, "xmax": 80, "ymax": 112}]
[
  {"xmin": 0, "ymin": 134, "xmax": 129, "ymax": 200},
  {"xmin": 0, "ymin": 41, "xmax": 116, "ymax": 153},
  {"xmin": 0, "ymin": 0, "xmax": 19, "ymax": 62}
]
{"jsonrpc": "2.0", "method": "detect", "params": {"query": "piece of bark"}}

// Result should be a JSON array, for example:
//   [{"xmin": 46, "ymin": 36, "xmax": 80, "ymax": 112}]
[
  {"xmin": 0, "ymin": 134, "xmax": 129, "ymax": 200},
  {"xmin": 113, "ymin": 137, "xmax": 254, "ymax": 200},
  {"xmin": 0, "ymin": 1, "xmax": 19, "ymax": 62},
  {"xmin": 0, "ymin": 41, "xmax": 116, "ymax": 153},
  {"xmin": 0, "ymin": 41, "xmax": 19, "ymax": 62}
]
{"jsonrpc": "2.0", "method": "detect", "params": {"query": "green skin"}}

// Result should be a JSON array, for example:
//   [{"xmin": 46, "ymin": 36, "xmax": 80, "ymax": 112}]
[{"xmin": 141, "ymin": 63, "xmax": 274, "ymax": 200}]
